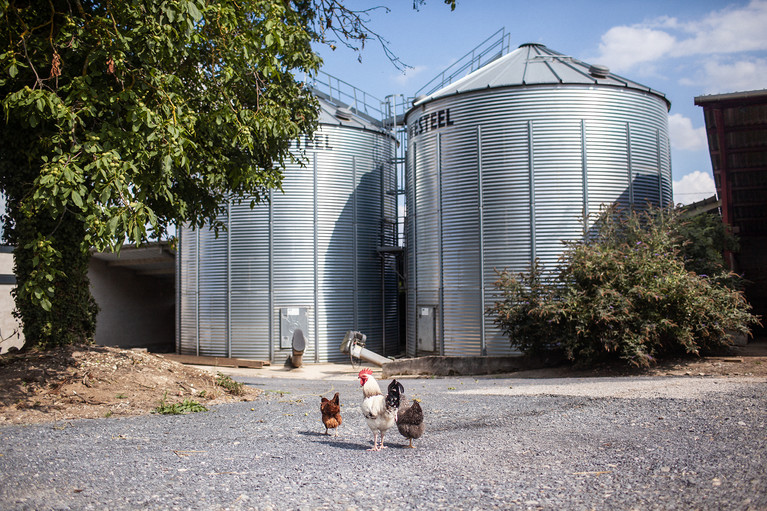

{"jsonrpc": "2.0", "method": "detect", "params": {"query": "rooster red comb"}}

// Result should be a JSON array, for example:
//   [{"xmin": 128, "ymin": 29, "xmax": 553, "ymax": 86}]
[{"xmin": 358, "ymin": 368, "xmax": 373, "ymax": 378}]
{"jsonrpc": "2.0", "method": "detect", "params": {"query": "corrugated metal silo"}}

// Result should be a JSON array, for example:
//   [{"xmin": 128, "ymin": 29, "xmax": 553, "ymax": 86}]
[
  {"xmin": 178, "ymin": 92, "xmax": 398, "ymax": 363},
  {"xmin": 405, "ymin": 43, "xmax": 673, "ymax": 357}
]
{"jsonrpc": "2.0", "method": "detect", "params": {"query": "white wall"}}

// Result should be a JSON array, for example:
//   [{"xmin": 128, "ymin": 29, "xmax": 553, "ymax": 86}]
[
  {"xmin": 89, "ymin": 257, "xmax": 175, "ymax": 350},
  {"xmin": 0, "ymin": 247, "xmax": 175, "ymax": 352},
  {"xmin": 0, "ymin": 248, "xmax": 24, "ymax": 353}
]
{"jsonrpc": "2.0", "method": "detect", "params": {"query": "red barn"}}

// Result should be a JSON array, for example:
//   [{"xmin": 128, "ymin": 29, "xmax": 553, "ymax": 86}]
[{"xmin": 695, "ymin": 89, "xmax": 767, "ymax": 333}]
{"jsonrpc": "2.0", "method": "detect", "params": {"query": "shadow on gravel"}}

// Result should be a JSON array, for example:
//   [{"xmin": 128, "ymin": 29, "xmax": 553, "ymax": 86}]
[
  {"xmin": 298, "ymin": 430, "xmax": 327, "ymax": 438},
  {"xmin": 297, "ymin": 431, "xmax": 408, "ymax": 451},
  {"xmin": 318, "ymin": 439, "xmax": 370, "ymax": 451}
]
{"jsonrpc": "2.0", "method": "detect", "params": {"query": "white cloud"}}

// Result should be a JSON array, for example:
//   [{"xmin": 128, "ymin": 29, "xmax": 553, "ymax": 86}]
[
  {"xmin": 673, "ymin": 170, "xmax": 716, "ymax": 205},
  {"xmin": 668, "ymin": 113, "xmax": 707, "ymax": 151},
  {"xmin": 672, "ymin": 0, "xmax": 767, "ymax": 56},
  {"xmin": 699, "ymin": 57, "xmax": 767, "ymax": 94},
  {"xmin": 597, "ymin": 26, "xmax": 676, "ymax": 72},
  {"xmin": 596, "ymin": 0, "xmax": 767, "ymax": 74}
]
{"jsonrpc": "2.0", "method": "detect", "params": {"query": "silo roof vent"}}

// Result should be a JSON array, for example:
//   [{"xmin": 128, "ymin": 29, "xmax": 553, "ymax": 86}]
[
  {"xmin": 313, "ymin": 94, "xmax": 389, "ymax": 133},
  {"xmin": 335, "ymin": 107, "xmax": 354, "ymax": 121},
  {"xmin": 589, "ymin": 64, "xmax": 610, "ymax": 78}
]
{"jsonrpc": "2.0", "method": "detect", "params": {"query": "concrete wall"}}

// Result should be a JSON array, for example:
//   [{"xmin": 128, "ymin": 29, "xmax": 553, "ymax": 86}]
[
  {"xmin": 0, "ymin": 247, "xmax": 24, "ymax": 353},
  {"xmin": 1, "ymin": 245, "xmax": 174, "ymax": 352},
  {"xmin": 89, "ymin": 257, "xmax": 175, "ymax": 350}
]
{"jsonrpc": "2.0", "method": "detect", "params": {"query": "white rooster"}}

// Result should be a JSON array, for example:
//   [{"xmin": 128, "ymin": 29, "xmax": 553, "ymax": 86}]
[{"xmin": 358, "ymin": 368, "xmax": 401, "ymax": 451}]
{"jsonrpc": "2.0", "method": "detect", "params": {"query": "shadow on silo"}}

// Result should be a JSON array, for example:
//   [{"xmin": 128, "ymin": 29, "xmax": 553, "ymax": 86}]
[
  {"xmin": 322, "ymin": 168, "xmax": 398, "ymax": 362},
  {"xmin": 583, "ymin": 172, "xmax": 666, "ymax": 240}
]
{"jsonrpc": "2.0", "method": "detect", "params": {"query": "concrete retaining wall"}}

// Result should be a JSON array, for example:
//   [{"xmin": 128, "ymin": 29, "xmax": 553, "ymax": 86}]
[
  {"xmin": 0, "ymin": 247, "xmax": 24, "ymax": 353},
  {"xmin": 382, "ymin": 355, "xmax": 532, "ymax": 378}
]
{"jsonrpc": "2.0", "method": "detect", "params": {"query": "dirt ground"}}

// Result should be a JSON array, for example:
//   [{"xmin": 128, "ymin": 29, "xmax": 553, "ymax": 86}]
[
  {"xmin": 1, "ymin": 339, "xmax": 765, "ymax": 426},
  {"xmin": 0, "ymin": 344, "xmax": 259, "ymax": 426},
  {"xmin": 501, "ymin": 337, "xmax": 767, "ymax": 379}
]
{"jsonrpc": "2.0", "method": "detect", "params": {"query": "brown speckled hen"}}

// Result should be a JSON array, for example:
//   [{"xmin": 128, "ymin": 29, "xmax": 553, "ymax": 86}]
[
  {"xmin": 320, "ymin": 392, "xmax": 342, "ymax": 436},
  {"xmin": 397, "ymin": 399, "xmax": 424, "ymax": 448}
]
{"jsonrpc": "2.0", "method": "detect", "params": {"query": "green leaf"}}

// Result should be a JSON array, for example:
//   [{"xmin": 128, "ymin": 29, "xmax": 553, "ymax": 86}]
[
  {"xmin": 71, "ymin": 190, "xmax": 83, "ymax": 208},
  {"xmin": 106, "ymin": 215, "xmax": 120, "ymax": 236},
  {"xmin": 187, "ymin": 2, "xmax": 202, "ymax": 21}
]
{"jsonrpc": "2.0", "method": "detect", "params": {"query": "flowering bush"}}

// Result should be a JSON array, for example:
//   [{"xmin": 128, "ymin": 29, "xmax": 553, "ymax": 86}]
[
  {"xmin": 489, "ymin": 206, "xmax": 761, "ymax": 368},
  {"xmin": 490, "ymin": 259, "xmax": 562, "ymax": 359}
]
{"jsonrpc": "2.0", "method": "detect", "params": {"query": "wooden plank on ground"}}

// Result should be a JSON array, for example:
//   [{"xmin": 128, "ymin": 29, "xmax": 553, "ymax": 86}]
[{"xmin": 161, "ymin": 354, "xmax": 269, "ymax": 368}]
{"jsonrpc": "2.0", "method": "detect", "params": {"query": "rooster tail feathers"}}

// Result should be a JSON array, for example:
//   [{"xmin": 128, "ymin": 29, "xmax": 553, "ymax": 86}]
[
  {"xmin": 388, "ymin": 379, "xmax": 404, "ymax": 396},
  {"xmin": 332, "ymin": 392, "xmax": 340, "ymax": 405},
  {"xmin": 385, "ymin": 379, "xmax": 405, "ymax": 409},
  {"xmin": 387, "ymin": 379, "xmax": 405, "ymax": 402}
]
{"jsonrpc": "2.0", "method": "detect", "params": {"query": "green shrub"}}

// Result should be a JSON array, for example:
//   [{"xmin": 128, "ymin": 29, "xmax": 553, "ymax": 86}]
[
  {"xmin": 216, "ymin": 373, "xmax": 245, "ymax": 396},
  {"xmin": 490, "ymin": 259, "xmax": 565, "ymax": 359},
  {"xmin": 675, "ymin": 209, "xmax": 742, "ymax": 289},
  {"xmin": 489, "ymin": 206, "xmax": 760, "ymax": 368},
  {"xmin": 153, "ymin": 392, "xmax": 208, "ymax": 415}
]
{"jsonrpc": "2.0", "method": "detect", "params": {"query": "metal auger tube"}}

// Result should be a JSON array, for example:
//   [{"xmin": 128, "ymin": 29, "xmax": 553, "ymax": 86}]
[{"xmin": 349, "ymin": 343, "xmax": 390, "ymax": 367}]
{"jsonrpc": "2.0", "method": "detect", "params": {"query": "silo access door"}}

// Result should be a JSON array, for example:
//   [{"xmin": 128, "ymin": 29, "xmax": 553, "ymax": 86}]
[
  {"xmin": 280, "ymin": 307, "xmax": 308, "ymax": 350},
  {"xmin": 417, "ymin": 306, "xmax": 436, "ymax": 353}
]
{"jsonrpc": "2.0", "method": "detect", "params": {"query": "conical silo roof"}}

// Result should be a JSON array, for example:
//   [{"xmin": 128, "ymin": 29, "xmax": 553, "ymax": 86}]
[
  {"xmin": 413, "ymin": 43, "xmax": 670, "ymax": 109},
  {"xmin": 314, "ymin": 91, "xmax": 386, "ymax": 132}
]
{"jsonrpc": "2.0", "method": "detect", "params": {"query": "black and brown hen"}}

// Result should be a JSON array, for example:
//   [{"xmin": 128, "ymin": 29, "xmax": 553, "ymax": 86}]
[{"xmin": 397, "ymin": 399, "xmax": 424, "ymax": 448}]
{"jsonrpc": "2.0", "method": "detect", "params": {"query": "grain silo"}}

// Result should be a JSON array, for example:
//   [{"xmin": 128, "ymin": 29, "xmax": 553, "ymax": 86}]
[
  {"xmin": 405, "ymin": 42, "xmax": 672, "ymax": 357},
  {"xmin": 177, "ymin": 87, "xmax": 398, "ymax": 363}
]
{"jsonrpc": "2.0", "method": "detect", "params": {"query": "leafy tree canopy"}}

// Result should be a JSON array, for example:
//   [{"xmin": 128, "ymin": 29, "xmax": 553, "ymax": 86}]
[
  {"xmin": 1, "ymin": 0, "xmax": 321, "ymax": 250},
  {"xmin": 0, "ymin": 0, "xmax": 392, "ymax": 346},
  {"xmin": 1, "ymin": 0, "xmax": 457, "ymax": 349},
  {"xmin": 0, "ymin": 0, "xmax": 457, "ymax": 349}
]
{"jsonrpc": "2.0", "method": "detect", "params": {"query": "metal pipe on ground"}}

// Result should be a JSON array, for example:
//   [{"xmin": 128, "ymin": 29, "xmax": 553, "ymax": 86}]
[{"xmin": 340, "ymin": 330, "xmax": 390, "ymax": 367}]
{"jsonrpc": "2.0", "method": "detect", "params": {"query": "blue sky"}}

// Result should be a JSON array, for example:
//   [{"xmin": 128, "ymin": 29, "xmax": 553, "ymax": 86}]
[{"xmin": 313, "ymin": 0, "xmax": 767, "ymax": 205}]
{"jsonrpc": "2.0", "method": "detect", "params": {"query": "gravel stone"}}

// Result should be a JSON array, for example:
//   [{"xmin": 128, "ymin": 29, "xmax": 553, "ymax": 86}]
[{"xmin": 1, "ymin": 375, "xmax": 765, "ymax": 510}]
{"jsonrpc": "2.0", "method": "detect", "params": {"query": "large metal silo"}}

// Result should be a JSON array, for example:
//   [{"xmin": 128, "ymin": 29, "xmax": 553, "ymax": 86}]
[
  {"xmin": 178, "ymin": 93, "xmax": 398, "ymax": 363},
  {"xmin": 405, "ymin": 43, "xmax": 673, "ymax": 357}
]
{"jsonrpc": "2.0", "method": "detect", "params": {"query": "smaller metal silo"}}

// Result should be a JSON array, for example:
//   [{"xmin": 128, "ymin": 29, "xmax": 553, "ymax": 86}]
[
  {"xmin": 178, "ymin": 80, "xmax": 399, "ymax": 363},
  {"xmin": 405, "ymin": 42, "xmax": 673, "ymax": 358}
]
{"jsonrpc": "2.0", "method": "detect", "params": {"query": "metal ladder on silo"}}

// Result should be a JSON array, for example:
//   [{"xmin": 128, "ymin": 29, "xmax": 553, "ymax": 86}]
[{"xmin": 413, "ymin": 27, "xmax": 512, "ymax": 98}]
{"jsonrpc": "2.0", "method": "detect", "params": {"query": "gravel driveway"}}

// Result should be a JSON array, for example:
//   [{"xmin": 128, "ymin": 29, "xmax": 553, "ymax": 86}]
[{"xmin": 1, "ymin": 374, "xmax": 765, "ymax": 510}]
